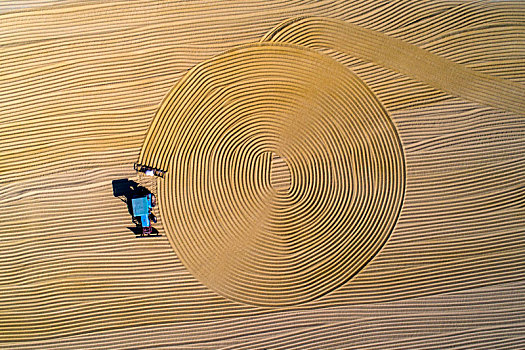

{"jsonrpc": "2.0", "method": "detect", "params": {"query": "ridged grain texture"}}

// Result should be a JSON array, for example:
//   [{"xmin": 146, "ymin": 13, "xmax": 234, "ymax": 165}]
[
  {"xmin": 1, "ymin": 0, "xmax": 524, "ymax": 348},
  {"xmin": 139, "ymin": 43, "xmax": 405, "ymax": 306}
]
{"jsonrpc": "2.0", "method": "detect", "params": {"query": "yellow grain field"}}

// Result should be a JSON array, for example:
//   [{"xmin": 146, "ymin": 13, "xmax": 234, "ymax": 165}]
[{"xmin": 1, "ymin": 0, "xmax": 524, "ymax": 348}]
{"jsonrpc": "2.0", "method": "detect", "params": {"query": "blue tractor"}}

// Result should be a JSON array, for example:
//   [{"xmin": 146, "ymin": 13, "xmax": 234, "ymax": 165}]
[{"xmin": 131, "ymin": 193, "xmax": 157, "ymax": 236}]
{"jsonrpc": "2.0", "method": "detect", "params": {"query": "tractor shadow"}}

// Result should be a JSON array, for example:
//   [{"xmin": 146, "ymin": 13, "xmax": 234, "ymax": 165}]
[{"xmin": 112, "ymin": 178, "xmax": 161, "ymax": 237}]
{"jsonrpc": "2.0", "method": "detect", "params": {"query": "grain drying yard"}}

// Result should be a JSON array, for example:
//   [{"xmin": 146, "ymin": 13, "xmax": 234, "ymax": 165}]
[{"xmin": 0, "ymin": 0, "xmax": 524, "ymax": 348}]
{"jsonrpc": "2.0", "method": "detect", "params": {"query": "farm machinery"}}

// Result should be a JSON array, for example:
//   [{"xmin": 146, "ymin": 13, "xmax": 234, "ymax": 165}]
[
  {"xmin": 134, "ymin": 163, "xmax": 166, "ymax": 178},
  {"xmin": 131, "ymin": 193, "xmax": 157, "ymax": 236}
]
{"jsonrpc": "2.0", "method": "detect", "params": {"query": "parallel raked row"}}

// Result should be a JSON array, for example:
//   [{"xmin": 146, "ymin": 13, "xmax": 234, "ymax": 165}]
[{"xmin": 1, "ymin": 0, "xmax": 524, "ymax": 346}]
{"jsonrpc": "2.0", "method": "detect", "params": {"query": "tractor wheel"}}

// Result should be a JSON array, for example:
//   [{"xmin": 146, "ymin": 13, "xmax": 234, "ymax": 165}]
[
  {"xmin": 150, "ymin": 214, "xmax": 157, "ymax": 223},
  {"xmin": 151, "ymin": 194, "xmax": 156, "ymax": 207}
]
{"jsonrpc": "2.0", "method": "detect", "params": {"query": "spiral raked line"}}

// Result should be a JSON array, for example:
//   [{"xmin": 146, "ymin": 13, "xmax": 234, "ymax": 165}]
[{"xmin": 139, "ymin": 42, "xmax": 405, "ymax": 307}]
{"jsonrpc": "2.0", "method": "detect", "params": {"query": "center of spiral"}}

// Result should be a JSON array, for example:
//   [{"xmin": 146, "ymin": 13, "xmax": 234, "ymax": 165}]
[{"xmin": 269, "ymin": 153, "xmax": 291, "ymax": 192}]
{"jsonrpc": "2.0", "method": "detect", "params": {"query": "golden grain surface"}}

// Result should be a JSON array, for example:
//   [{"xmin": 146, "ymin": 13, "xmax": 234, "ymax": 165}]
[
  {"xmin": 1, "ymin": 0, "xmax": 524, "ymax": 348},
  {"xmin": 140, "ymin": 43, "xmax": 405, "ymax": 307}
]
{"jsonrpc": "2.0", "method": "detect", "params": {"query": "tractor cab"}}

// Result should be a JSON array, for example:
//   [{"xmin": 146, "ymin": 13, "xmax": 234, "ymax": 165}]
[{"xmin": 131, "ymin": 193, "xmax": 157, "ymax": 236}]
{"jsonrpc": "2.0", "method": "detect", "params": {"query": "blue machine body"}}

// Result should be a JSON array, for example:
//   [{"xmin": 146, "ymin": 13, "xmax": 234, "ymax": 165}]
[{"xmin": 132, "ymin": 194, "xmax": 153, "ymax": 227}]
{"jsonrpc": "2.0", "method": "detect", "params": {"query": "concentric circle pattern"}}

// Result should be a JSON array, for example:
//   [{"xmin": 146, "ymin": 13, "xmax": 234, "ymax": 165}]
[
  {"xmin": 143, "ymin": 43, "xmax": 405, "ymax": 307},
  {"xmin": 136, "ymin": 12, "xmax": 524, "ymax": 306}
]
